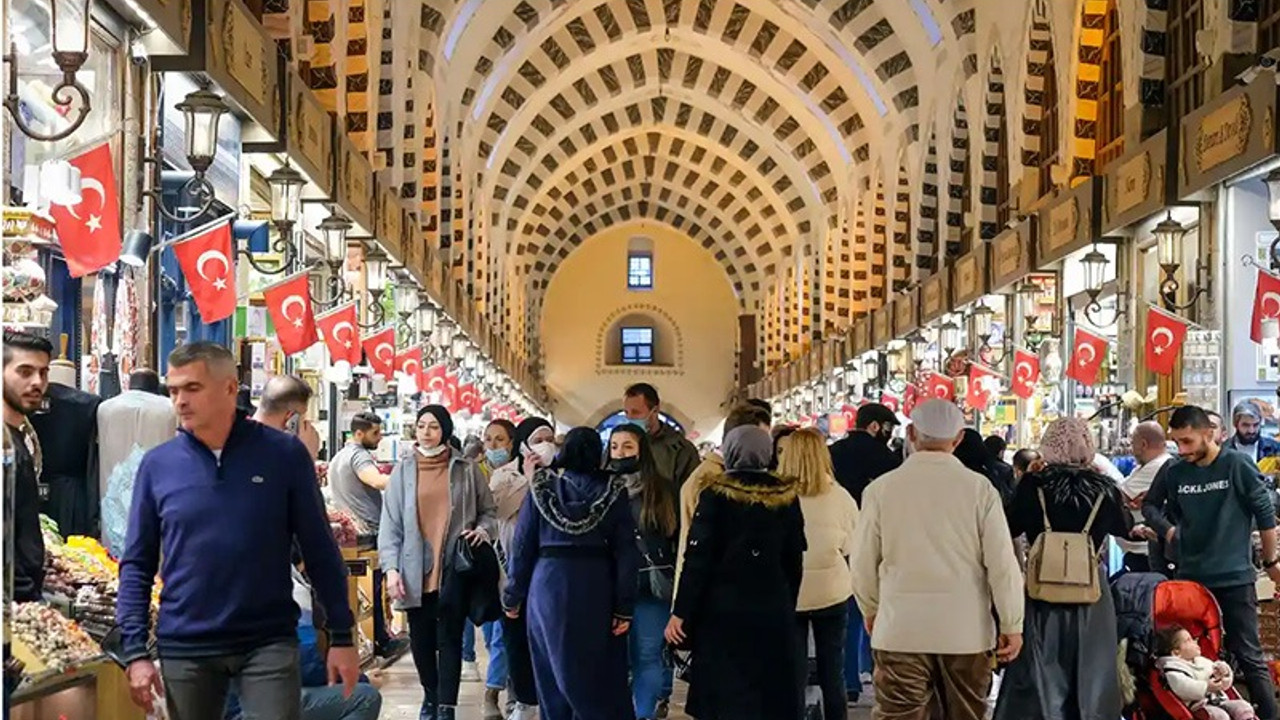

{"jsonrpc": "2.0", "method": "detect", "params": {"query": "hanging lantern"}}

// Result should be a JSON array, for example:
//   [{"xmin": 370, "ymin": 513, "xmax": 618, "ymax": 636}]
[
  {"xmin": 176, "ymin": 87, "xmax": 230, "ymax": 174},
  {"xmin": 1080, "ymin": 245, "xmax": 1110, "ymax": 297},
  {"xmin": 318, "ymin": 209, "xmax": 353, "ymax": 264},
  {"xmin": 267, "ymin": 164, "xmax": 306, "ymax": 230}
]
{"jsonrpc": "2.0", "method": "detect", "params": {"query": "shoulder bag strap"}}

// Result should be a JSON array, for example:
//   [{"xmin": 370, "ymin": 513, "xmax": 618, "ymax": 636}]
[
  {"xmin": 1036, "ymin": 486, "xmax": 1053, "ymax": 532},
  {"xmin": 1081, "ymin": 491, "xmax": 1107, "ymax": 534}
]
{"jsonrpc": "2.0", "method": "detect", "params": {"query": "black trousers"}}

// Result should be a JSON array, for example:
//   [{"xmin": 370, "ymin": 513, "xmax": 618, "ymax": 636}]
[
  {"xmin": 372, "ymin": 567, "xmax": 390, "ymax": 649},
  {"xmin": 1211, "ymin": 583, "xmax": 1279, "ymax": 720},
  {"xmin": 405, "ymin": 591, "xmax": 467, "ymax": 707},
  {"xmin": 795, "ymin": 602, "xmax": 849, "ymax": 720},
  {"xmin": 502, "ymin": 613, "xmax": 538, "ymax": 705}
]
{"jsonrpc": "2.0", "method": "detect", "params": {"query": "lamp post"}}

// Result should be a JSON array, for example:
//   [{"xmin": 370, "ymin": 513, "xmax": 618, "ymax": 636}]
[
  {"xmin": 4, "ymin": 0, "xmax": 94, "ymax": 142},
  {"xmin": 239, "ymin": 164, "xmax": 307, "ymax": 275},
  {"xmin": 142, "ymin": 86, "xmax": 231, "ymax": 223},
  {"xmin": 1154, "ymin": 212, "xmax": 1208, "ymax": 311},
  {"xmin": 1259, "ymin": 167, "xmax": 1280, "ymax": 272},
  {"xmin": 1078, "ymin": 244, "xmax": 1122, "ymax": 326},
  {"xmin": 357, "ymin": 244, "xmax": 389, "ymax": 328},
  {"xmin": 939, "ymin": 317, "xmax": 963, "ymax": 359}
]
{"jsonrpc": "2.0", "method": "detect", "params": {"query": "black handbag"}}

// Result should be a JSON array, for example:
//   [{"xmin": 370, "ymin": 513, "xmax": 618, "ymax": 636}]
[
  {"xmin": 454, "ymin": 536, "xmax": 476, "ymax": 575},
  {"xmin": 636, "ymin": 529, "xmax": 675, "ymax": 602}
]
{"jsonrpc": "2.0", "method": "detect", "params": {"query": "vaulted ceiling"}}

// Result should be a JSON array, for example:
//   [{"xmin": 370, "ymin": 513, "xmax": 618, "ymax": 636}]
[{"xmin": 425, "ymin": 0, "xmax": 971, "ymax": 311}]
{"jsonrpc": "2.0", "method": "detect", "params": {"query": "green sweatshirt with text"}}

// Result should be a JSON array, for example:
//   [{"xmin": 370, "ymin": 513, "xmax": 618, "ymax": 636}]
[{"xmin": 1163, "ymin": 449, "xmax": 1276, "ymax": 588}]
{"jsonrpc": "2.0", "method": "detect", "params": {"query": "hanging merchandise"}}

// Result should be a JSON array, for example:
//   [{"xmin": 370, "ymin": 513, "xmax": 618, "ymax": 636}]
[
  {"xmin": 1144, "ymin": 305, "xmax": 1189, "ymax": 376},
  {"xmin": 1066, "ymin": 328, "xmax": 1109, "ymax": 386},
  {"xmin": 1011, "ymin": 348, "xmax": 1041, "ymax": 399},
  {"xmin": 966, "ymin": 363, "xmax": 1001, "ymax": 412},
  {"xmin": 316, "ymin": 303, "xmax": 361, "ymax": 365},
  {"xmin": 262, "ymin": 272, "xmax": 319, "ymax": 355},
  {"xmin": 113, "ymin": 267, "xmax": 139, "ymax": 379},
  {"xmin": 361, "ymin": 327, "xmax": 396, "ymax": 378},
  {"xmin": 172, "ymin": 219, "xmax": 237, "ymax": 322},
  {"xmin": 924, "ymin": 372, "xmax": 954, "ymax": 401},
  {"xmin": 395, "ymin": 347, "xmax": 424, "ymax": 393},
  {"xmin": 1249, "ymin": 267, "xmax": 1280, "ymax": 343},
  {"xmin": 84, "ymin": 270, "xmax": 109, "ymax": 395},
  {"xmin": 48, "ymin": 142, "xmax": 122, "ymax": 278}
]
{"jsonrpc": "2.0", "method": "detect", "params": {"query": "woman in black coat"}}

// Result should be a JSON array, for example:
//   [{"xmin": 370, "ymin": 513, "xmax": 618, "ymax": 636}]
[{"xmin": 665, "ymin": 425, "xmax": 807, "ymax": 720}]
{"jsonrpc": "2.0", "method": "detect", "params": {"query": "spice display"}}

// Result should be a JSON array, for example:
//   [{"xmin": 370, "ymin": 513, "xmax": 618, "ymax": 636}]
[{"xmin": 10, "ymin": 603, "xmax": 101, "ymax": 673}]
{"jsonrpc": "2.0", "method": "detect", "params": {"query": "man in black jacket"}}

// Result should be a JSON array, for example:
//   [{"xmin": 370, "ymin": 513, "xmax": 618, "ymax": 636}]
[
  {"xmin": 829, "ymin": 403, "xmax": 902, "ymax": 506},
  {"xmin": 3, "ymin": 330, "xmax": 52, "ymax": 602}
]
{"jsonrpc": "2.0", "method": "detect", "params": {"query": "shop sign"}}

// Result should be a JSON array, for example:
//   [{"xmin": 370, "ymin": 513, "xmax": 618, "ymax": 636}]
[
  {"xmin": 951, "ymin": 246, "xmax": 989, "ymax": 308},
  {"xmin": 287, "ymin": 73, "xmax": 334, "ymax": 198},
  {"xmin": 402, "ymin": 208, "xmax": 421, "ymax": 282},
  {"xmin": 1102, "ymin": 130, "xmax": 1171, "ymax": 232},
  {"xmin": 336, "ymin": 132, "xmax": 374, "ymax": 232},
  {"xmin": 1037, "ymin": 178, "xmax": 1101, "ymax": 266},
  {"xmin": 871, "ymin": 303, "xmax": 894, "ymax": 349},
  {"xmin": 375, "ymin": 191, "xmax": 404, "ymax": 264},
  {"xmin": 989, "ymin": 217, "xmax": 1035, "ymax": 291},
  {"xmin": 851, "ymin": 317, "xmax": 871, "ymax": 356},
  {"xmin": 920, "ymin": 271, "xmax": 951, "ymax": 324},
  {"xmin": 1179, "ymin": 73, "xmax": 1278, "ymax": 198},
  {"xmin": 894, "ymin": 287, "xmax": 919, "ymax": 336},
  {"xmin": 109, "ymin": 0, "xmax": 192, "ymax": 55},
  {"xmin": 203, "ymin": 0, "xmax": 281, "ymax": 143},
  {"xmin": 3, "ymin": 208, "xmax": 56, "ymax": 245}
]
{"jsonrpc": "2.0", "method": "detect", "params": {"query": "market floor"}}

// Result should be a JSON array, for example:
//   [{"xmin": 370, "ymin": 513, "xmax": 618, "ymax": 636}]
[{"xmin": 373, "ymin": 654, "xmax": 877, "ymax": 719}]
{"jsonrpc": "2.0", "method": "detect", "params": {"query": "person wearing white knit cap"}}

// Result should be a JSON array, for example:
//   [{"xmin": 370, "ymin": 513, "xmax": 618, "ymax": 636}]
[{"xmin": 850, "ymin": 399, "xmax": 1024, "ymax": 720}]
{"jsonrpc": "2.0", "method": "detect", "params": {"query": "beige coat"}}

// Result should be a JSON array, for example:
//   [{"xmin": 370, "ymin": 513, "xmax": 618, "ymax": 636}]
[
  {"xmin": 851, "ymin": 452, "xmax": 1024, "ymax": 655},
  {"xmin": 673, "ymin": 452, "xmax": 724, "ymax": 594},
  {"xmin": 797, "ymin": 481, "xmax": 858, "ymax": 612}
]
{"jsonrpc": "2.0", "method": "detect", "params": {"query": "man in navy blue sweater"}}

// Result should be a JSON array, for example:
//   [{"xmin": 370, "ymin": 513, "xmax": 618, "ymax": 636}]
[{"xmin": 116, "ymin": 342, "xmax": 359, "ymax": 720}]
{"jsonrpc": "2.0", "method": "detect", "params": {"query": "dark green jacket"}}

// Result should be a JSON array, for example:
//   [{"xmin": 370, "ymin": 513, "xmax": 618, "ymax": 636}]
[{"xmin": 650, "ymin": 422, "xmax": 701, "ymax": 490}]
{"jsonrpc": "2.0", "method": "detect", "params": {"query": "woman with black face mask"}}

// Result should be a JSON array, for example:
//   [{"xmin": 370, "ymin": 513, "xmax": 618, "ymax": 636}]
[{"xmin": 607, "ymin": 424, "xmax": 678, "ymax": 720}]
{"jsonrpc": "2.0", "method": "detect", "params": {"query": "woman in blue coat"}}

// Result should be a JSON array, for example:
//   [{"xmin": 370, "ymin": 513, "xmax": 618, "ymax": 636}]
[{"xmin": 502, "ymin": 427, "xmax": 640, "ymax": 720}]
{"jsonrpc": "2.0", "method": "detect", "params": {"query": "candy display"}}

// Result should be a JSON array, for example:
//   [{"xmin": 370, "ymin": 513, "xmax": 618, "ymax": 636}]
[{"xmin": 10, "ymin": 602, "xmax": 101, "ymax": 673}]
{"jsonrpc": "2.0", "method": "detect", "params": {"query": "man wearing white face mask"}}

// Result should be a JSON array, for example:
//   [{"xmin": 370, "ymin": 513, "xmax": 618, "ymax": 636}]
[{"xmin": 487, "ymin": 417, "xmax": 556, "ymax": 720}]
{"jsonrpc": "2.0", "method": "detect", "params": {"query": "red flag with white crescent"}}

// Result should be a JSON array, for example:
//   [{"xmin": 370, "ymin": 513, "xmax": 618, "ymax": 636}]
[
  {"xmin": 443, "ymin": 372, "xmax": 460, "ymax": 412},
  {"xmin": 879, "ymin": 392, "xmax": 899, "ymax": 413},
  {"xmin": 1066, "ymin": 327, "xmax": 1109, "ymax": 386},
  {"xmin": 965, "ymin": 362, "xmax": 1001, "ymax": 412},
  {"xmin": 361, "ymin": 327, "xmax": 396, "ymax": 377},
  {"xmin": 315, "ymin": 303, "xmax": 361, "ymax": 365},
  {"xmin": 840, "ymin": 404, "xmax": 858, "ymax": 428},
  {"xmin": 262, "ymin": 272, "xmax": 318, "ymax": 355},
  {"xmin": 1010, "ymin": 348, "xmax": 1041, "ymax": 399},
  {"xmin": 1250, "ymin": 268, "xmax": 1280, "ymax": 343},
  {"xmin": 457, "ymin": 383, "xmax": 478, "ymax": 415},
  {"xmin": 924, "ymin": 372, "xmax": 954, "ymax": 402},
  {"xmin": 49, "ymin": 141, "xmax": 122, "ymax": 277},
  {"xmin": 902, "ymin": 384, "xmax": 919, "ymax": 417},
  {"xmin": 1144, "ymin": 306, "xmax": 1188, "ymax": 376},
  {"xmin": 172, "ymin": 219, "xmax": 236, "ymax": 322},
  {"xmin": 424, "ymin": 364, "xmax": 448, "ymax": 398},
  {"xmin": 395, "ymin": 347, "xmax": 424, "ymax": 393}
]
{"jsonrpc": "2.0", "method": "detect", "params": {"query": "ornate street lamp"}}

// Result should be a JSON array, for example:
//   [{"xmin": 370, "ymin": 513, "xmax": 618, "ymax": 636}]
[
  {"xmin": 356, "ymin": 244, "xmax": 389, "ymax": 328},
  {"xmin": 240, "ymin": 164, "xmax": 308, "ymax": 276},
  {"xmin": 142, "ymin": 86, "xmax": 231, "ymax": 223},
  {"xmin": 4, "ymin": 0, "xmax": 94, "ymax": 142},
  {"xmin": 1078, "ymin": 244, "xmax": 1123, "ymax": 327},
  {"xmin": 1154, "ymin": 213, "xmax": 1209, "ymax": 311},
  {"xmin": 939, "ymin": 317, "xmax": 963, "ymax": 358}
]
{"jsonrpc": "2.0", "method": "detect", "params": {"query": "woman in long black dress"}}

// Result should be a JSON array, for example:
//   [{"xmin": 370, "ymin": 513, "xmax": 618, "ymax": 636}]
[
  {"xmin": 666, "ymin": 425, "xmax": 807, "ymax": 720},
  {"xmin": 993, "ymin": 417, "xmax": 1130, "ymax": 720}
]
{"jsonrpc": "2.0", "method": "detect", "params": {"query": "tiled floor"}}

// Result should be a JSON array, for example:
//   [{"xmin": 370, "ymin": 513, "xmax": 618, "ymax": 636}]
[{"xmin": 373, "ymin": 654, "xmax": 876, "ymax": 719}]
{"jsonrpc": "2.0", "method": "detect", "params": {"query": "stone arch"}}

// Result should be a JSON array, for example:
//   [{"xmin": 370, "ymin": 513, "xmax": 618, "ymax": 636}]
[
  {"xmin": 917, "ymin": 131, "xmax": 940, "ymax": 276},
  {"xmin": 1021, "ymin": 8, "xmax": 1055, "ymax": 187},
  {"xmin": 871, "ymin": 175, "xmax": 889, "ymax": 306},
  {"xmin": 980, "ymin": 46, "xmax": 1010, "ymax": 240},
  {"xmin": 596, "ymin": 303, "xmax": 685, "ymax": 369},
  {"xmin": 893, "ymin": 165, "xmax": 913, "ymax": 289},
  {"xmin": 1070, "ymin": 0, "xmax": 1119, "ymax": 182},
  {"xmin": 946, "ymin": 96, "xmax": 974, "ymax": 258}
]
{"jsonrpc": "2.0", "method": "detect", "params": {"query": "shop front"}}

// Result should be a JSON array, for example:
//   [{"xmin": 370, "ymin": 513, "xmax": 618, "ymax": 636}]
[{"xmin": 987, "ymin": 217, "xmax": 1040, "ymax": 445}]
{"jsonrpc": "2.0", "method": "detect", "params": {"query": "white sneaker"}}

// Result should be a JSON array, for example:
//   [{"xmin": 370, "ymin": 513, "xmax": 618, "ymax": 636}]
[
  {"xmin": 508, "ymin": 703, "xmax": 539, "ymax": 720},
  {"xmin": 460, "ymin": 660, "xmax": 482, "ymax": 682}
]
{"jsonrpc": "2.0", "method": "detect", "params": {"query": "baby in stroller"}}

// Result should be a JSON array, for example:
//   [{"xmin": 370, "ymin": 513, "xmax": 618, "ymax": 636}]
[{"xmin": 1155, "ymin": 625, "xmax": 1257, "ymax": 720}]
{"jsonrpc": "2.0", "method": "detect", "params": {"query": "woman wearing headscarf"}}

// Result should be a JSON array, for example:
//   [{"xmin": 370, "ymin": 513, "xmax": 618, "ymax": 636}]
[
  {"xmin": 993, "ymin": 417, "xmax": 1130, "ymax": 720},
  {"xmin": 379, "ymin": 405, "xmax": 498, "ymax": 720},
  {"xmin": 666, "ymin": 425, "xmax": 807, "ymax": 720},
  {"xmin": 486, "ymin": 417, "xmax": 556, "ymax": 720},
  {"xmin": 479, "ymin": 418, "xmax": 518, "ymax": 477},
  {"xmin": 503, "ymin": 427, "xmax": 639, "ymax": 720},
  {"xmin": 953, "ymin": 428, "xmax": 1016, "ymax": 506},
  {"xmin": 607, "ymin": 424, "xmax": 679, "ymax": 720}
]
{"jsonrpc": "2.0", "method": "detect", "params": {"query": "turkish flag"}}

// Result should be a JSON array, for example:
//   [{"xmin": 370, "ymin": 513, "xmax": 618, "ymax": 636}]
[
  {"xmin": 262, "ymin": 273, "xmax": 318, "ymax": 355},
  {"xmin": 361, "ymin": 327, "xmax": 396, "ymax": 377},
  {"xmin": 172, "ymin": 220, "xmax": 236, "ymax": 322},
  {"xmin": 902, "ymin": 385, "xmax": 919, "ymax": 417},
  {"xmin": 1011, "ymin": 348, "xmax": 1041, "ymax": 399},
  {"xmin": 49, "ymin": 142, "xmax": 122, "ymax": 277},
  {"xmin": 1066, "ymin": 327, "xmax": 1109, "ymax": 386},
  {"xmin": 1250, "ymin": 269, "xmax": 1280, "ymax": 343},
  {"xmin": 395, "ymin": 347, "xmax": 424, "ymax": 393},
  {"xmin": 424, "ymin": 364, "xmax": 448, "ymax": 398},
  {"xmin": 315, "ymin": 303, "xmax": 361, "ymax": 365},
  {"xmin": 966, "ymin": 363, "xmax": 1001, "ymax": 412},
  {"xmin": 458, "ymin": 384, "xmax": 479, "ymax": 415},
  {"xmin": 840, "ymin": 404, "xmax": 858, "ymax": 428},
  {"xmin": 442, "ymin": 372, "xmax": 460, "ymax": 412},
  {"xmin": 879, "ymin": 393, "xmax": 899, "ymax": 413},
  {"xmin": 924, "ymin": 372, "xmax": 955, "ymax": 401},
  {"xmin": 1145, "ymin": 306, "xmax": 1188, "ymax": 376},
  {"xmin": 469, "ymin": 389, "xmax": 485, "ymax": 415}
]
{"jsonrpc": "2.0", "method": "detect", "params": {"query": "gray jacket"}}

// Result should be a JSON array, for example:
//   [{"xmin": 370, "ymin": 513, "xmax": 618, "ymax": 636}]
[{"xmin": 378, "ymin": 449, "xmax": 498, "ymax": 609}]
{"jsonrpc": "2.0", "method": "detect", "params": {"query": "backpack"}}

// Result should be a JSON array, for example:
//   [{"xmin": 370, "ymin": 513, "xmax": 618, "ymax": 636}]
[{"xmin": 1025, "ymin": 487, "xmax": 1104, "ymax": 604}]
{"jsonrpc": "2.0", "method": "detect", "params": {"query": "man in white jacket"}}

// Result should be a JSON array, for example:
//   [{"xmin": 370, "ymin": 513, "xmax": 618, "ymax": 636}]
[{"xmin": 851, "ymin": 399, "xmax": 1024, "ymax": 720}]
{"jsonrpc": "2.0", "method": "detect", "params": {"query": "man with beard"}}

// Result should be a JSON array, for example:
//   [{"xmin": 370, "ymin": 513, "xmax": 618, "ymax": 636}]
[
  {"xmin": 1145, "ymin": 406, "xmax": 1280, "ymax": 720},
  {"xmin": 3, "ymin": 330, "xmax": 52, "ymax": 601},
  {"xmin": 829, "ymin": 403, "xmax": 901, "ymax": 505},
  {"xmin": 1224, "ymin": 401, "xmax": 1280, "ymax": 465}
]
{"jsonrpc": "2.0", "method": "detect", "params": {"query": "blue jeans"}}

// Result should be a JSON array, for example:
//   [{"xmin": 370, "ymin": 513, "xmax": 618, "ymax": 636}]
[
  {"xmin": 462, "ymin": 622, "xmax": 477, "ymax": 663},
  {"xmin": 300, "ymin": 683, "xmax": 382, "ymax": 720},
  {"xmin": 844, "ymin": 598, "xmax": 873, "ymax": 694},
  {"xmin": 482, "ymin": 620, "xmax": 508, "ymax": 689},
  {"xmin": 629, "ymin": 596, "xmax": 673, "ymax": 718}
]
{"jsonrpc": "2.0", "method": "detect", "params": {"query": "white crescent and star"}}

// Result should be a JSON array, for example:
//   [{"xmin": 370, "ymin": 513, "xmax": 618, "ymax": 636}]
[
  {"xmin": 195, "ymin": 249, "xmax": 230, "ymax": 291},
  {"xmin": 1076, "ymin": 343, "xmax": 1098, "ymax": 367},
  {"xmin": 1262, "ymin": 291, "xmax": 1280, "ymax": 318},
  {"xmin": 402, "ymin": 359, "xmax": 420, "ymax": 376},
  {"xmin": 280, "ymin": 295, "xmax": 306, "ymax": 328},
  {"xmin": 374, "ymin": 342, "xmax": 394, "ymax": 363},
  {"xmin": 332, "ymin": 320, "xmax": 355, "ymax": 349},
  {"xmin": 1014, "ymin": 360, "xmax": 1034, "ymax": 381},
  {"xmin": 429, "ymin": 376, "xmax": 446, "ymax": 391},
  {"xmin": 61, "ymin": 178, "xmax": 106, "ymax": 234},
  {"xmin": 1150, "ymin": 326, "xmax": 1175, "ymax": 355}
]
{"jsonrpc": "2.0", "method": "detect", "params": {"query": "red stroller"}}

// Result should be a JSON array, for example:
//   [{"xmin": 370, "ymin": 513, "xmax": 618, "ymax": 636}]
[{"xmin": 1114, "ymin": 573, "xmax": 1245, "ymax": 720}]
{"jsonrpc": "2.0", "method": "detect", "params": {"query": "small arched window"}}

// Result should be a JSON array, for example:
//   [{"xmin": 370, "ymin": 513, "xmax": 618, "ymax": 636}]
[
  {"xmin": 603, "ymin": 311, "xmax": 678, "ymax": 367},
  {"xmin": 627, "ymin": 236, "xmax": 654, "ymax": 289}
]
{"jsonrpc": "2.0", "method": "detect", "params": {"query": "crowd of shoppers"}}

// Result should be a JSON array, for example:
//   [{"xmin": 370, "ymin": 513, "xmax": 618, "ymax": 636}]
[{"xmin": 14, "ymin": 333, "xmax": 1280, "ymax": 720}]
